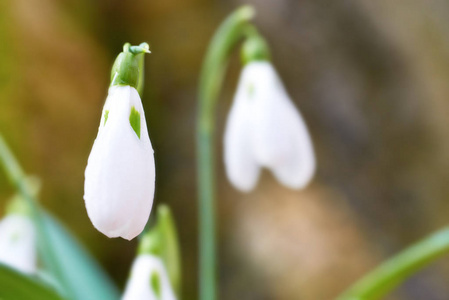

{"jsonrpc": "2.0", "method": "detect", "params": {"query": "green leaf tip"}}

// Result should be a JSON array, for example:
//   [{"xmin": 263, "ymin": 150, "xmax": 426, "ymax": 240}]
[
  {"xmin": 129, "ymin": 107, "xmax": 141, "ymax": 139},
  {"xmin": 150, "ymin": 271, "xmax": 162, "ymax": 299}
]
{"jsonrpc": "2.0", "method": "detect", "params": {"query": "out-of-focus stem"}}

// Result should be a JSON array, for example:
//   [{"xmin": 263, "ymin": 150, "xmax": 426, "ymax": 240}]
[
  {"xmin": 196, "ymin": 6, "xmax": 254, "ymax": 300},
  {"xmin": 337, "ymin": 227, "xmax": 449, "ymax": 300}
]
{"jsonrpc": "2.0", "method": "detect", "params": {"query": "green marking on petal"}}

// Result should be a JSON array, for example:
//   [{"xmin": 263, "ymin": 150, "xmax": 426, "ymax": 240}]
[
  {"xmin": 129, "ymin": 107, "xmax": 141, "ymax": 139},
  {"xmin": 103, "ymin": 110, "xmax": 109, "ymax": 126},
  {"xmin": 150, "ymin": 271, "xmax": 161, "ymax": 299},
  {"xmin": 10, "ymin": 232, "xmax": 20, "ymax": 243},
  {"xmin": 247, "ymin": 83, "xmax": 255, "ymax": 98}
]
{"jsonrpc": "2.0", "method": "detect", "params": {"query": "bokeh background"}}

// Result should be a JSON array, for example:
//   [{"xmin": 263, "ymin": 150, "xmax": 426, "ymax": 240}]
[{"xmin": 1, "ymin": 0, "xmax": 449, "ymax": 299}]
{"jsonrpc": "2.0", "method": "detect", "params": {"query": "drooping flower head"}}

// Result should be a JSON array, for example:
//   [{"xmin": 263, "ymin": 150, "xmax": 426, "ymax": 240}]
[
  {"xmin": 0, "ymin": 196, "xmax": 37, "ymax": 273},
  {"xmin": 122, "ymin": 207, "xmax": 180, "ymax": 300},
  {"xmin": 84, "ymin": 43, "xmax": 155, "ymax": 240},
  {"xmin": 224, "ymin": 35, "xmax": 316, "ymax": 192},
  {"xmin": 122, "ymin": 255, "xmax": 177, "ymax": 300}
]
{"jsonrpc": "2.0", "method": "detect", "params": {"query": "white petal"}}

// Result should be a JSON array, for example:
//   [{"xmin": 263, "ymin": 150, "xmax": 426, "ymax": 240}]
[
  {"xmin": 122, "ymin": 255, "xmax": 177, "ymax": 300},
  {"xmin": 84, "ymin": 86, "xmax": 155, "ymax": 240},
  {"xmin": 248, "ymin": 62, "xmax": 316, "ymax": 189},
  {"xmin": 0, "ymin": 215, "xmax": 36, "ymax": 273},
  {"xmin": 223, "ymin": 67, "xmax": 261, "ymax": 192}
]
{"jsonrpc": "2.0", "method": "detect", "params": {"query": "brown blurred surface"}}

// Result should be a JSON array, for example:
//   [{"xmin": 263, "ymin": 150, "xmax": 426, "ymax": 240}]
[{"xmin": 1, "ymin": 0, "xmax": 449, "ymax": 299}]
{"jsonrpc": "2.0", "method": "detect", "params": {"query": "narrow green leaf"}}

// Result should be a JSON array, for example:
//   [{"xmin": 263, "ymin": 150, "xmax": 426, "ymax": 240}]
[
  {"xmin": 0, "ymin": 134, "xmax": 67, "ymax": 294},
  {"xmin": 337, "ymin": 227, "xmax": 449, "ymax": 300},
  {"xmin": 40, "ymin": 212, "xmax": 121, "ymax": 300},
  {"xmin": 0, "ymin": 263, "xmax": 65, "ymax": 300},
  {"xmin": 157, "ymin": 205, "xmax": 182, "ymax": 295}
]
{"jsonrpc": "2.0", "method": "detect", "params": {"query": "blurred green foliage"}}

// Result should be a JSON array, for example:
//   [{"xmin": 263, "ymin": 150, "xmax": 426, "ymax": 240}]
[{"xmin": 2, "ymin": 0, "xmax": 449, "ymax": 299}]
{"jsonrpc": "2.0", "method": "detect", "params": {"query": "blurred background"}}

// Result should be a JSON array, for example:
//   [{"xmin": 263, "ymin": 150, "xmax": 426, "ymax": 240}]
[{"xmin": 1, "ymin": 0, "xmax": 449, "ymax": 299}]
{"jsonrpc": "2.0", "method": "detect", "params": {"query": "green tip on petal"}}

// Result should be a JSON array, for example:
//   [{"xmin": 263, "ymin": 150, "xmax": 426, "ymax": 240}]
[
  {"xmin": 103, "ymin": 110, "xmax": 109, "ymax": 126},
  {"xmin": 129, "ymin": 107, "xmax": 141, "ymax": 139},
  {"xmin": 150, "ymin": 272, "xmax": 162, "ymax": 299},
  {"xmin": 247, "ymin": 83, "xmax": 255, "ymax": 98}
]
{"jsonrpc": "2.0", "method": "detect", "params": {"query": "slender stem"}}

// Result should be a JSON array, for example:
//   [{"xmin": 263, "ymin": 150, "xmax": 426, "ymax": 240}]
[
  {"xmin": 0, "ymin": 134, "xmax": 71, "ymax": 298},
  {"xmin": 337, "ymin": 227, "xmax": 449, "ymax": 300},
  {"xmin": 196, "ymin": 6, "xmax": 254, "ymax": 300}
]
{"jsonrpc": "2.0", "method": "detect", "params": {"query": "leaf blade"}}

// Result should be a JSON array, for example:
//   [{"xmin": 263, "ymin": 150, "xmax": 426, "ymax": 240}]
[{"xmin": 0, "ymin": 263, "xmax": 65, "ymax": 300}]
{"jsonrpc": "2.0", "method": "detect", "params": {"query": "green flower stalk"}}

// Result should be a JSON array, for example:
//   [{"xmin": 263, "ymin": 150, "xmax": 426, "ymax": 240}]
[{"xmin": 196, "ymin": 5, "xmax": 255, "ymax": 300}]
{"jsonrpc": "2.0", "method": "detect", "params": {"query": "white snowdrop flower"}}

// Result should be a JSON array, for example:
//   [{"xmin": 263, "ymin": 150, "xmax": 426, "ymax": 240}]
[
  {"xmin": 0, "ymin": 214, "xmax": 36, "ymax": 273},
  {"xmin": 122, "ymin": 255, "xmax": 177, "ymax": 300},
  {"xmin": 224, "ymin": 61, "xmax": 316, "ymax": 192},
  {"xmin": 84, "ymin": 85, "xmax": 155, "ymax": 240},
  {"xmin": 84, "ymin": 43, "xmax": 154, "ymax": 240}
]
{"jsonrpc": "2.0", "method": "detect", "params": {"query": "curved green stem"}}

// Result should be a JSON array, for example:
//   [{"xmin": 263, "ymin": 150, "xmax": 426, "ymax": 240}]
[
  {"xmin": 196, "ymin": 6, "xmax": 254, "ymax": 300},
  {"xmin": 337, "ymin": 227, "xmax": 449, "ymax": 300}
]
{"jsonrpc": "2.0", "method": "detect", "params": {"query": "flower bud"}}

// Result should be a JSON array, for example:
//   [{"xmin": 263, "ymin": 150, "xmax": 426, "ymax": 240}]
[
  {"xmin": 0, "ymin": 213, "xmax": 36, "ymax": 273},
  {"xmin": 84, "ymin": 43, "xmax": 154, "ymax": 240},
  {"xmin": 122, "ymin": 255, "xmax": 177, "ymax": 300},
  {"xmin": 138, "ymin": 205, "xmax": 181, "ymax": 295}
]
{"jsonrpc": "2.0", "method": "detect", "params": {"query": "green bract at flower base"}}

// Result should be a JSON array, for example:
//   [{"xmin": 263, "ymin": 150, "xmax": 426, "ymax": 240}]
[
  {"xmin": 241, "ymin": 32, "xmax": 271, "ymax": 65},
  {"xmin": 110, "ymin": 42, "xmax": 150, "ymax": 95},
  {"xmin": 138, "ymin": 205, "xmax": 182, "ymax": 296}
]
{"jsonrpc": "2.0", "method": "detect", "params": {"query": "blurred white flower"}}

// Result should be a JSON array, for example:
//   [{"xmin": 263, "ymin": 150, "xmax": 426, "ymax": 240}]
[
  {"xmin": 0, "ymin": 214, "xmax": 36, "ymax": 273},
  {"xmin": 224, "ymin": 61, "xmax": 316, "ymax": 192},
  {"xmin": 122, "ymin": 255, "xmax": 177, "ymax": 300},
  {"xmin": 84, "ymin": 85, "xmax": 155, "ymax": 240}
]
